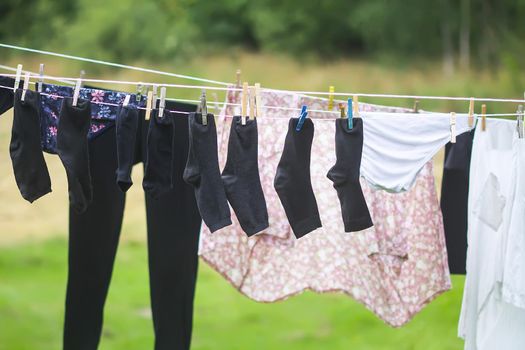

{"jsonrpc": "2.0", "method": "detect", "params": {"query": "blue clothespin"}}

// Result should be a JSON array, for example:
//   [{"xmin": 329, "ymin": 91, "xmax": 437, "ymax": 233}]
[
  {"xmin": 347, "ymin": 98, "xmax": 353, "ymax": 130},
  {"xmin": 295, "ymin": 105, "xmax": 308, "ymax": 131}
]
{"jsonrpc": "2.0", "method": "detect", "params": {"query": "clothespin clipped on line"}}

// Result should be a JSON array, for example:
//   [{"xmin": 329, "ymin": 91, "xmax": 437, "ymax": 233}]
[
  {"xmin": 200, "ymin": 90, "xmax": 208, "ymax": 126},
  {"xmin": 413, "ymin": 100, "xmax": 419, "ymax": 113},
  {"xmin": 72, "ymin": 71, "xmax": 83, "ymax": 107},
  {"xmin": 241, "ymin": 82, "xmax": 248, "ymax": 125},
  {"xmin": 123, "ymin": 94, "xmax": 131, "ymax": 107},
  {"xmin": 468, "ymin": 98, "xmax": 475, "ymax": 128},
  {"xmin": 347, "ymin": 98, "xmax": 353, "ymax": 130},
  {"xmin": 20, "ymin": 72, "xmax": 31, "ymax": 101},
  {"xmin": 352, "ymin": 95, "xmax": 360, "ymax": 118},
  {"xmin": 295, "ymin": 105, "xmax": 308, "ymax": 132},
  {"xmin": 255, "ymin": 83, "xmax": 262, "ymax": 118},
  {"xmin": 481, "ymin": 104, "xmax": 487, "ymax": 132},
  {"xmin": 79, "ymin": 70, "xmax": 85, "ymax": 88},
  {"xmin": 14, "ymin": 64, "xmax": 22, "ymax": 91},
  {"xmin": 158, "ymin": 87, "xmax": 166, "ymax": 118},
  {"xmin": 145, "ymin": 88, "xmax": 154, "ymax": 120},
  {"xmin": 328, "ymin": 86, "xmax": 335, "ymax": 110},
  {"xmin": 249, "ymin": 86, "xmax": 256, "ymax": 120},
  {"xmin": 450, "ymin": 112, "xmax": 457, "ymax": 143},
  {"xmin": 38, "ymin": 64, "xmax": 44, "ymax": 93},
  {"xmin": 339, "ymin": 103, "xmax": 346, "ymax": 118},
  {"xmin": 517, "ymin": 105, "xmax": 524, "ymax": 139}
]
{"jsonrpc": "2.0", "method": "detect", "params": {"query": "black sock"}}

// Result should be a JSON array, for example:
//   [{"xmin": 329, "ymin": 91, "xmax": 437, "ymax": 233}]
[
  {"xmin": 115, "ymin": 105, "xmax": 139, "ymax": 192},
  {"xmin": 10, "ymin": 89, "xmax": 52, "ymax": 202},
  {"xmin": 0, "ymin": 76, "xmax": 15, "ymax": 116},
  {"xmin": 143, "ymin": 109, "xmax": 175, "ymax": 199},
  {"xmin": 327, "ymin": 118, "xmax": 373, "ymax": 232},
  {"xmin": 57, "ymin": 98, "xmax": 93, "ymax": 213},
  {"xmin": 183, "ymin": 113, "xmax": 231, "ymax": 233},
  {"xmin": 222, "ymin": 117, "xmax": 269, "ymax": 236},
  {"xmin": 274, "ymin": 118, "xmax": 321, "ymax": 238}
]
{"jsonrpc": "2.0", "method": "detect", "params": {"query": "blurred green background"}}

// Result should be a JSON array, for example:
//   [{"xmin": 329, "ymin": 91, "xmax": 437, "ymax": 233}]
[{"xmin": 0, "ymin": 0, "xmax": 524, "ymax": 349}]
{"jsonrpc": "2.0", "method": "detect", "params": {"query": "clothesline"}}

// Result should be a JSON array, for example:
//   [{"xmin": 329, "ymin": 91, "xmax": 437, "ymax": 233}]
[
  {"xmin": 0, "ymin": 84, "xmax": 520, "ymax": 118},
  {"xmin": 1, "ymin": 43, "xmax": 525, "ymax": 104}
]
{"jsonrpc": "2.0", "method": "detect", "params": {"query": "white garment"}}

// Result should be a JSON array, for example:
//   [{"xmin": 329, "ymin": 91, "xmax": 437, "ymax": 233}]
[
  {"xmin": 458, "ymin": 118, "xmax": 525, "ymax": 350},
  {"xmin": 360, "ymin": 112, "xmax": 473, "ymax": 192}
]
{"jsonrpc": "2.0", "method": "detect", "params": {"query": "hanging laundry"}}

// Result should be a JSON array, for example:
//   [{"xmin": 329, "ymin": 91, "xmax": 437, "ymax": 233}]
[
  {"xmin": 115, "ymin": 105, "xmax": 139, "ymax": 192},
  {"xmin": 142, "ymin": 108, "xmax": 177, "ymax": 199},
  {"xmin": 222, "ymin": 116, "xmax": 269, "ymax": 236},
  {"xmin": 440, "ymin": 130, "xmax": 475, "ymax": 274},
  {"xmin": 274, "ymin": 118, "xmax": 322, "ymax": 238},
  {"xmin": 199, "ymin": 88, "xmax": 451, "ymax": 327},
  {"xmin": 10, "ymin": 88, "xmax": 51, "ymax": 202},
  {"xmin": 184, "ymin": 112, "xmax": 232, "ymax": 233},
  {"xmin": 459, "ymin": 118, "xmax": 525, "ymax": 350},
  {"xmin": 57, "ymin": 97, "xmax": 93, "ymax": 213},
  {"xmin": 0, "ymin": 76, "xmax": 15, "ymax": 115}
]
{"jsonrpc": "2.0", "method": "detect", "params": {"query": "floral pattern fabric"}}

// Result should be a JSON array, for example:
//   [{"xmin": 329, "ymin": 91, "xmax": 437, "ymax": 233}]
[
  {"xmin": 199, "ymin": 88, "xmax": 451, "ymax": 327},
  {"xmin": 39, "ymin": 83, "xmax": 146, "ymax": 153}
]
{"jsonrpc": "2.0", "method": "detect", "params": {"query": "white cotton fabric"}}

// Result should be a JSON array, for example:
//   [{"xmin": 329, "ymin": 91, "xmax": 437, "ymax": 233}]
[
  {"xmin": 458, "ymin": 118, "xmax": 525, "ymax": 350},
  {"xmin": 360, "ymin": 112, "xmax": 473, "ymax": 192}
]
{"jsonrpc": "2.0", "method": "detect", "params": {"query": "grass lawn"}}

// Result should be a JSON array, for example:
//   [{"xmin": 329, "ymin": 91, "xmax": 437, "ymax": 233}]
[{"xmin": 0, "ymin": 238, "xmax": 465, "ymax": 350}]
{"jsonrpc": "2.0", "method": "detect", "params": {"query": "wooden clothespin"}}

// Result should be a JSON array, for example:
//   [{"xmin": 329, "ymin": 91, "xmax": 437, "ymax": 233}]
[
  {"xmin": 21, "ymin": 72, "xmax": 31, "ymax": 101},
  {"xmin": 14, "ymin": 64, "xmax": 22, "ymax": 90},
  {"xmin": 158, "ymin": 87, "xmax": 166, "ymax": 118},
  {"xmin": 72, "ymin": 72, "xmax": 83, "ymax": 107},
  {"xmin": 200, "ymin": 90, "xmax": 208, "ymax": 126},
  {"xmin": 352, "ymin": 95, "xmax": 360, "ymax": 118},
  {"xmin": 145, "ymin": 89, "xmax": 154, "ymax": 120},
  {"xmin": 413, "ymin": 99, "xmax": 419, "ymax": 113},
  {"xmin": 38, "ymin": 64, "xmax": 44, "ymax": 93},
  {"xmin": 328, "ymin": 86, "xmax": 335, "ymax": 110},
  {"xmin": 339, "ymin": 103, "xmax": 346, "ymax": 118},
  {"xmin": 481, "ymin": 104, "xmax": 487, "ymax": 131},
  {"xmin": 347, "ymin": 98, "xmax": 354, "ymax": 130},
  {"xmin": 254, "ymin": 83, "xmax": 262, "ymax": 118},
  {"xmin": 241, "ymin": 82, "xmax": 248, "ymax": 125},
  {"xmin": 295, "ymin": 105, "xmax": 308, "ymax": 131},
  {"xmin": 450, "ymin": 112, "xmax": 457, "ymax": 143},
  {"xmin": 249, "ymin": 86, "xmax": 256, "ymax": 120},
  {"xmin": 468, "ymin": 98, "xmax": 475, "ymax": 127},
  {"xmin": 123, "ymin": 94, "xmax": 131, "ymax": 107}
]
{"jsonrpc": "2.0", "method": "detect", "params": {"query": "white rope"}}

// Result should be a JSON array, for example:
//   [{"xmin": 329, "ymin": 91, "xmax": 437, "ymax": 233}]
[
  {"xmin": 0, "ymin": 43, "xmax": 230, "ymax": 86},
  {"xmin": 0, "ymin": 64, "xmax": 75, "ymax": 85}
]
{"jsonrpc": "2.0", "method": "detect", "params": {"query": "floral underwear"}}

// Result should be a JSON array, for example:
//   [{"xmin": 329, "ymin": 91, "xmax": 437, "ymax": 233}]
[{"xmin": 40, "ymin": 83, "xmax": 146, "ymax": 154}]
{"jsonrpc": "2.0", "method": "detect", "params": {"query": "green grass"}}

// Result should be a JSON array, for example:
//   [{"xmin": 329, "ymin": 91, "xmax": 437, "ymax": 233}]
[{"xmin": 0, "ymin": 238, "xmax": 465, "ymax": 350}]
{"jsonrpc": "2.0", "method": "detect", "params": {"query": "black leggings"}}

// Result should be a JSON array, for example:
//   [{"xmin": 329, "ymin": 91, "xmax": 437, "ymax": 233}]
[{"xmin": 63, "ymin": 102, "xmax": 202, "ymax": 350}]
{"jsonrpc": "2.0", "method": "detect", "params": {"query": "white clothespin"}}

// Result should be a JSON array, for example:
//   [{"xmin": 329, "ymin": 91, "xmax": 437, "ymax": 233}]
[
  {"xmin": 14, "ymin": 64, "xmax": 23, "ymax": 90},
  {"xmin": 517, "ymin": 105, "xmax": 524, "ymax": 139},
  {"xmin": 249, "ymin": 86, "xmax": 256, "ymax": 120},
  {"xmin": 468, "ymin": 98, "xmax": 474, "ymax": 128},
  {"xmin": 158, "ymin": 87, "xmax": 166, "ymax": 118},
  {"xmin": 79, "ymin": 70, "xmax": 85, "ymax": 88},
  {"xmin": 123, "ymin": 94, "xmax": 131, "ymax": 107},
  {"xmin": 254, "ymin": 83, "xmax": 262, "ymax": 118},
  {"xmin": 38, "ymin": 64, "xmax": 44, "ymax": 93},
  {"xmin": 200, "ymin": 90, "xmax": 208, "ymax": 126},
  {"xmin": 72, "ymin": 72, "xmax": 83, "ymax": 107},
  {"xmin": 145, "ymin": 89, "xmax": 154, "ymax": 120},
  {"xmin": 21, "ymin": 72, "xmax": 31, "ymax": 101},
  {"xmin": 450, "ymin": 112, "xmax": 457, "ymax": 143},
  {"xmin": 241, "ymin": 82, "xmax": 248, "ymax": 125}
]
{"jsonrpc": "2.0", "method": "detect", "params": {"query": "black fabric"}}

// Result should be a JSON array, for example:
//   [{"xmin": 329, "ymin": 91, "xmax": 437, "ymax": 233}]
[
  {"xmin": 143, "ymin": 109, "xmax": 175, "ymax": 198},
  {"xmin": 64, "ymin": 100, "xmax": 202, "ymax": 350},
  {"xmin": 0, "ymin": 76, "xmax": 16, "ymax": 116},
  {"xmin": 440, "ymin": 129, "xmax": 475, "ymax": 275},
  {"xmin": 115, "ymin": 105, "xmax": 139, "ymax": 192},
  {"xmin": 222, "ymin": 117, "xmax": 269, "ymax": 236},
  {"xmin": 10, "ymin": 89, "xmax": 51, "ymax": 202},
  {"xmin": 274, "ymin": 118, "xmax": 321, "ymax": 238},
  {"xmin": 183, "ymin": 112, "xmax": 231, "ymax": 233},
  {"xmin": 57, "ymin": 98, "xmax": 93, "ymax": 213},
  {"xmin": 327, "ymin": 118, "xmax": 373, "ymax": 232}
]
